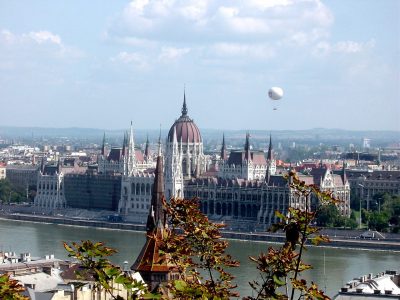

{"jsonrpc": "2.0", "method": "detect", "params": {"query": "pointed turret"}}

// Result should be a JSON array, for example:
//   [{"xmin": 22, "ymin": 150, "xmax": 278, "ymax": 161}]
[
  {"xmin": 101, "ymin": 132, "xmax": 106, "ymax": 156},
  {"xmin": 127, "ymin": 121, "xmax": 136, "ymax": 175},
  {"xmin": 244, "ymin": 132, "xmax": 251, "ymax": 161},
  {"xmin": 40, "ymin": 157, "xmax": 45, "ymax": 174},
  {"xmin": 267, "ymin": 134, "xmax": 273, "ymax": 161},
  {"xmin": 342, "ymin": 160, "xmax": 347, "ymax": 184},
  {"xmin": 220, "ymin": 133, "xmax": 227, "ymax": 160},
  {"xmin": 144, "ymin": 134, "xmax": 151, "ymax": 159},
  {"xmin": 122, "ymin": 132, "xmax": 127, "ymax": 157},
  {"xmin": 181, "ymin": 89, "xmax": 188, "ymax": 117},
  {"xmin": 146, "ymin": 147, "xmax": 165, "ymax": 232}
]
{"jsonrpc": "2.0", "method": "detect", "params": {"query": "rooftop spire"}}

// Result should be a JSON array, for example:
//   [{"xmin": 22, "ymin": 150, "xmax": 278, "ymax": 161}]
[
  {"xmin": 158, "ymin": 125, "xmax": 162, "ymax": 157},
  {"xmin": 101, "ymin": 132, "xmax": 106, "ymax": 156},
  {"xmin": 245, "ymin": 132, "xmax": 251, "ymax": 160},
  {"xmin": 181, "ymin": 88, "xmax": 188, "ymax": 116},
  {"xmin": 144, "ymin": 134, "xmax": 150, "ymax": 158},
  {"xmin": 267, "ymin": 134, "xmax": 273, "ymax": 161},
  {"xmin": 221, "ymin": 133, "xmax": 227, "ymax": 160},
  {"xmin": 146, "ymin": 147, "xmax": 165, "ymax": 233}
]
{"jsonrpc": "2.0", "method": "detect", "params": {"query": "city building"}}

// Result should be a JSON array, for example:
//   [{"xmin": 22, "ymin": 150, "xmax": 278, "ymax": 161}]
[
  {"xmin": 335, "ymin": 270, "xmax": 400, "ymax": 299},
  {"xmin": 118, "ymin": 124, "xmax": 157, "ymax": 222},
  {"xmin": 34, "ymin": 158, "xmax": 86, "ymax": 209},
  {"xmin": 347, "ymin": 170, "xmax": 400, "ymax": 209},
  {"xmin": 64, "ymin": 173, "xmax": 122, "ymax": 210},
  {"xmin": 185, "ymin": 136, "xmax": 351, "ymax": 229},
  {"xmin": 5, "ymin": 164, "xmax": 38, "ymax": 189}
]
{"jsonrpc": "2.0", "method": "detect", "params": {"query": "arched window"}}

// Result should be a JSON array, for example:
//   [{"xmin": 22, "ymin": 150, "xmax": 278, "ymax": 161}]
[
  {"xmin": 141, "ymin": 183, "xmax": 145, "ymax": 194},
  {"xmin": 136, "ymin": 183, "xmax": 140, "ymax": 195},
  {"xmin": 146, "ymin": 183, "xmax": 150, "ymax": 194},
  {"xmin": 216, "ymin": 203, "xmax": 221, "ymax": 215}
]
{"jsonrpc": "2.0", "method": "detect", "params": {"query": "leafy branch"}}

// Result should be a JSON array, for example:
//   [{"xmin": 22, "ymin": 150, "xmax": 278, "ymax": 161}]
[
  {"xmin": 160, "ymin": 197, "xmax": 240, "ymax": 299},
  {"xmin": 245, "ymin": 171, "xmax": 337, "ymax": 300}
]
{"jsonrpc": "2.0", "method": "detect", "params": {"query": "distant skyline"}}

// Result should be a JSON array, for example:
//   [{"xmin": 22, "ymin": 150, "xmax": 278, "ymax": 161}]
[{"xmin": 0, "ymin": 0, "xmax": 399, "ymax": 131}]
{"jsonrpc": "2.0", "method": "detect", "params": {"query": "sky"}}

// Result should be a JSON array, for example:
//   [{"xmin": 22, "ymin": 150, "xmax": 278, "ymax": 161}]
[{"xmin": 0, "ymin": 0, "xmax": 399, "ymax": 131}]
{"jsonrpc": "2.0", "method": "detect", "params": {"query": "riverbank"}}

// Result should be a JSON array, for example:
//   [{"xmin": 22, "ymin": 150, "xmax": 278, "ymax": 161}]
[{"xmin": 1, "ymin": 212, "xmax": 399, "ymax": 251}]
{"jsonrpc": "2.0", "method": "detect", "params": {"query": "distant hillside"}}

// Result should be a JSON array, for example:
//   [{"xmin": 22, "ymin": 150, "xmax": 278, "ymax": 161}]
[{"xmin": 0, "ymin": 126, "xmax": 398, "ymax": 145}]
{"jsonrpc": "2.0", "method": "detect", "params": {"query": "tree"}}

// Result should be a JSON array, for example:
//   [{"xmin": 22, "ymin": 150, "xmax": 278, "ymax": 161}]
[
  {"xmin": 0, "ymin": 179, "xmax": 25, "ymax": 203},
  {"xmin": 244, "ymin": 172, "xmax": 334, "ymax": 300},
  {"xmin": 160, "ymin": 197, "xmax": 240, "ymax": 299},
  {"xmin": 316, "ymin": 204, "xmax": 342, "ymax": 227},
  {"xmin": 63, "ymin": 240, "xmax": 153, "ymax": 299},
  {"xmin": 0, "ymin": 274, "xmax": 28, "ymax": 300}
]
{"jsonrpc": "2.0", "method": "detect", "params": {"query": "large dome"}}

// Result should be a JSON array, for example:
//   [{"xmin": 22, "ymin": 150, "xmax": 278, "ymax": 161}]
[{"xmin": 168, "ymin": 95, "xmax": 202, "ymax": 143}]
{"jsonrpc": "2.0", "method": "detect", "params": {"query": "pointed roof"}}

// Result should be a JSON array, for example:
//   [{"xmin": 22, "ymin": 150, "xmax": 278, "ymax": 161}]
[
  {"xmin": 342, "ymin": 161, "xmax": 347, "ymax": 184},
  {"xmin": 144, "ymin": 134, "xmax": 151, "ymax": 158},
  {"xmin": 101, "ymin": 132, "xmax": 106, "ymax": 156},
  {"xmin": 220, "ymin": 133, "xmax": 227, "ymax": 160},
  {"xmin": 267, "ymin": 134, "xmax": 273, "ymax": 161},
  {"xmin": 182, "ymin": 89, "xmax": 188, "ymax": 117},
  {"xmin": 244, "ymin": 132, "xmax": 251, "ymax": 160}
]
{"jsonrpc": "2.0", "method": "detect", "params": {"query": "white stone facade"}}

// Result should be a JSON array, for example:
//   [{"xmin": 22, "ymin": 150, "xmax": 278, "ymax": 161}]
[{"xmin": 34, "ymin": 171, "xmax": 66, "ymax": 209}]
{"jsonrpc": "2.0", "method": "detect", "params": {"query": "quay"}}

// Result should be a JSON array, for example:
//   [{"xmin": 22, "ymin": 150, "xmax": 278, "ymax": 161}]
[{"xmin": 1, "ymin": 212, "xmax": 399, "ymax": 252}]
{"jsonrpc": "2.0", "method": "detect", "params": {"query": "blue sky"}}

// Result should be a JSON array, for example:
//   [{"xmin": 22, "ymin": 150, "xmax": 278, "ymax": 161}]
[{"xmin": 0, "ymin": 0, "xmax": 399, "ymax": 131}]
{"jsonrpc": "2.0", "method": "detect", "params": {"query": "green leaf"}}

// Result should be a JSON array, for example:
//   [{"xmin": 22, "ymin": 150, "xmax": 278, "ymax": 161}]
[
  {"xmin": 174, "ymin": 279, "xmax": 188, "ymax": 291},
  {"xmin": 273, "ymin": 274, "xmax": 286, "ymax": 286}
]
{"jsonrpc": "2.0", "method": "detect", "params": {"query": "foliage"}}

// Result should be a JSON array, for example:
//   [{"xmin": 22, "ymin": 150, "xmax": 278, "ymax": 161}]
[
  {"xmin": 316, "ymin": 204, "xmax": 342, "ymax": 227},
  {"xmin": 0, "ymin": 179, "xmax": 26, "ymax": 203},
  {"xmin": 63, "ymin": 240, "xmax": 153, "ymax": 300},
  {"xmin": 0, "ymin": 273, "xmax": 28, "ymax": 300},
  {"xmin": 160, "ymin": 197, "xmax": 240, "ymax": 299},
  {"xmin": 245, "ymin": 172, "xmax": 336, "ymax": 300}
]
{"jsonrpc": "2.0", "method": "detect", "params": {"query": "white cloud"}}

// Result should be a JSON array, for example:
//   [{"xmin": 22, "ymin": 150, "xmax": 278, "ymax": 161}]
[
  {"xmin": 0, "ymin": 29, "xmax": 83, "ymax": 61},
  {"xmin": 213, "ymin": 43, "xmax": 275, "ymax": 59},
  {"xmin": 27, "ymin": 31, "xmax": 62, "ymax": 46},
  {"xmin": 248, "ymin": 0, "xmax": 292, "ymax": 10},
  {"xmin": 111, "ymin": 0, "xmax": 334, "ymax": 40},
  {"xmin": 313, "ymin": 39, "xmax": 375, "ymax": 56},
  {"xmin": 111, "ymin": 51, "xmax": 150, "ymax": 69},
  {"xmin": 158, "ymin": 47, "xmax": 190, "ymax": 62},
  {"xmin": 335, "ymin": 40, "xmax": 375, "ymax": 53}
]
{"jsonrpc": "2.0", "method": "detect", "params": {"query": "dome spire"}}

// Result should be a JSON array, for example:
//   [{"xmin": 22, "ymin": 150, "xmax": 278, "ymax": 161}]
[{"xmin": 181, "ymin": 88, "xmax": 188, "ymax": 116}]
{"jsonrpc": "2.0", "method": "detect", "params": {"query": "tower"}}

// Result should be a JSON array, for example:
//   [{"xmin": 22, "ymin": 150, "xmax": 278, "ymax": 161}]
[
  {"xmin": 166, "ymin": 91, "xmax": 205, "ymax": 179},
  {"xmin": 266, "ymin": 134, "xmax": 276, "ymax": 177},
  {"xmin": 131, "ymin": 147, "xmax": 179, "ymax": 291},
  {"xmin": 144, "ymin": 134, "xmax": 151, "ymax": 159},
  {"xmin": 126, "ymin": 122, "xmax": 136, "ymax": 176},
  {"xmin": 165, "ymin": 127, "xmax": 184, "ymax": 199},
  {"xmin": 220, "ymin": 133, "xmax": 228, "ymax": 161}
]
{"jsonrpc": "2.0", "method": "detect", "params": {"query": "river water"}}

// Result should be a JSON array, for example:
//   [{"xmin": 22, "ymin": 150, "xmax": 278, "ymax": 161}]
[{"xmin": 0, "ymin": 219, "xmax": 398, "ymax": 298}]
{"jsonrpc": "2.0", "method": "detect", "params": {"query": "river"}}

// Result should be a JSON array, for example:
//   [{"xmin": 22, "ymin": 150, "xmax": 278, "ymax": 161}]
[{"xmin": 0, "ymin": 219, "xmax": 398, "ymax": 298}]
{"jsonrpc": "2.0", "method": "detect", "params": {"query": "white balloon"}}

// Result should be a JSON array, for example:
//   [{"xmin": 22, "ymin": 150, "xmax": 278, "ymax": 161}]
[{"xmin": 268, "ymin": 87, "xmax": 284, "ymax": 100}]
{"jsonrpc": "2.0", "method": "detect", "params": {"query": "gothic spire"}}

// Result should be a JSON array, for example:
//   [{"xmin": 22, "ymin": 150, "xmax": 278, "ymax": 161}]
[
  {"xmin": 146, "ymin": 148, "xmax": 165, "ymax": 233},
  {"xmin": 181, "ymin": 89, "xmax": 188, "ymax": 116},
  {"xmin": 221, "ymin": 133, "xmax": 227, "ymax": 160},
  {"xmin": 245, "ymin": 132, "xmax": 251, "ymax": 161},
  {"xmin": 144, "ymin": 134, "xmax": 150, "ymax": 158},
  {"xmin": 122, "ymin": 132, "xmax": 127, "ymax": 156},
  {"xmin": 101, "ymin": 132, "xmax": 106, "ymax": 156},
  {"xmin": 158, "ymin": 125, "xmax": 162, "ymax": 157},
  {"xmin": 342, "ymin": 160, "xmax": 347, "ymax": 184},
  {"xmin": 267, "ymin": 134, "xmax": 273, "ymax": 161}
]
